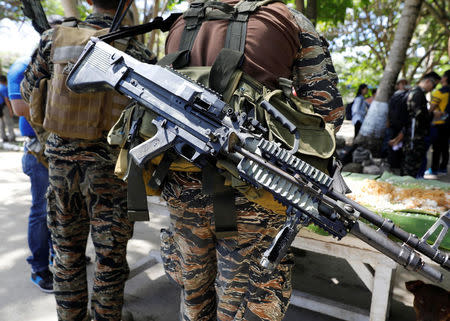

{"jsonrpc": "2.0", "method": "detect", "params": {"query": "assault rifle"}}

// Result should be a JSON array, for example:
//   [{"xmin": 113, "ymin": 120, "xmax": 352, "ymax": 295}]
[{"xmin": 67, "ymin": 38, "xmax": 449, "ymax": 283}]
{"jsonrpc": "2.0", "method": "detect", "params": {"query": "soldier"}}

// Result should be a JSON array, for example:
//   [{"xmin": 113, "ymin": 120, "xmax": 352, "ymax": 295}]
[
  {"xmin": 402, "ymin": 72, "xmax": 441, "ymax": 178},
  {"xmin": 20, "ymin": 0, "xmax": 155, "ymax": 320},
  {"xmin": 158, "ymin": 1, "xmax": 344, "ymax": 320}
]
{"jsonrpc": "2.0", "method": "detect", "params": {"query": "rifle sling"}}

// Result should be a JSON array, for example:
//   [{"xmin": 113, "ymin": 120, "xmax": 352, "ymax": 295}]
[
  {"xmin": 148, "ymin": 151, "xmax": 178, "ymax": 190},
  {"xmin": 126, "ymin": 107, "xmax": 149, "ymax": 221},
  {"xmin": 202, "ymin": 165, "xmax": 238, "ymax": 238},
  {"xmin": 100, "ymin": 13, "xmax": 182, "ymax": 43},
  {"xmin": 127, "ymin": 157, "xmax": 150, "ymax": 222}
]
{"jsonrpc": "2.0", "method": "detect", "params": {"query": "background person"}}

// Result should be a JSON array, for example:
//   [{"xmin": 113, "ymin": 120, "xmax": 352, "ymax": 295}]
[
  {"xmin": 0, "ymin": 75, "xmax": 16, "ymax": 142},
  {"xmin": 8, "ymin": 56, "xmax": 54, "ymax": 293},
  {"xmin": 351, "ymin": 83, "xmax": 369, "ymax": 138},
  {"xmin": 20, "ymin": 0, "xmax": 156, "ymax": 319},
  {"xmin": 424, "ymin": 69, "xmax": 450, "ymax": 179},
  {"xmin": 402, "ymin": 72, "xmax": 441, "ymax": 178}
]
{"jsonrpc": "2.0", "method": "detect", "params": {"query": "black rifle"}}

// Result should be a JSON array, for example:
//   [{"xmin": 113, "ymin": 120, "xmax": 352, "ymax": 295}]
[
  {"xmin": 21, "ymin": 0, "xmax": 50, "ymax": 34},
  {"xmin": 66, "ymin": 38, "xmax": 449, "ymax": 283}
]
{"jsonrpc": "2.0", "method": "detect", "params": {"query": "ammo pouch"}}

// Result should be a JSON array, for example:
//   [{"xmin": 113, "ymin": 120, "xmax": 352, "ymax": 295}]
[
  {"xmin": 29, "ymin": 77, "xmax": 48, "ymax": 127},
  {"xmin": 25, "ymin": 76, "xmax": 51, "ymax": 168}
]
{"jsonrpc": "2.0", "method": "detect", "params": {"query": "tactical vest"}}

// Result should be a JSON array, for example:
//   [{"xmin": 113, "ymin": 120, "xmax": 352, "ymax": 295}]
[
  {"xmin": 108, "ymin": 0, "xmax": 336, "ymax": 226},
  {"xmin": 44, "ymin": 20, "xmax": 131, "ymax": 139}
]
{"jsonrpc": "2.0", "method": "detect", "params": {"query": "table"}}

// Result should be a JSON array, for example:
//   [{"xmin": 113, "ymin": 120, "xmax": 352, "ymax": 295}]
[{"xmin": 290, "ymin": 229, "xmax": 398, "ymax": 321}]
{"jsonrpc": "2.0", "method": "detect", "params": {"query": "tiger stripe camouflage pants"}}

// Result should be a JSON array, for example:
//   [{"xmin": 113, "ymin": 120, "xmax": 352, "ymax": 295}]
[
  {"xmin": 47, "ymin": 157, "xmax": 133, "ymax": 321},
  {"xmin": 160, "ymin": 171, "xmax": 293, "ymax": 321}
]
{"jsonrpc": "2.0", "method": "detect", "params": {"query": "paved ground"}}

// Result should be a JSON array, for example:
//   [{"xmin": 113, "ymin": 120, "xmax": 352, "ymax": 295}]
[{"xmin": 0, "ymin": 123, "xmax": 449, "ymax": 321}]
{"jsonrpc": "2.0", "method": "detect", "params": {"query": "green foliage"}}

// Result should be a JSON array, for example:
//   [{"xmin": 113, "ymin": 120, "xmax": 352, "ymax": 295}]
[
  {"xmin": 76, "ymin": 2, "xmax": 92, "ymax": 20},
  {"xmin": 322, "ymin": 0, "xmax": 449, "ymax": 97},
  {"xmin": 166, "ymin": 0, "xmax": 185, "ymax": 11},
  {"xmin": 317, "ymin": 0, "xmax": 353, "ymax": 24},
  {"xmin": 0, "ymin": 1, "xmax": 23, "ymax": 20},
  {"xmin": 42, "ymin": 0, "xmax": 65, "ymax": 16},
  {"xmin": 284, "ymin": 0, "xmax": 354, "ymax": 25},
  {"xmin": 0, "ymin": 0, "xmax": 67, "ymax": 21}
]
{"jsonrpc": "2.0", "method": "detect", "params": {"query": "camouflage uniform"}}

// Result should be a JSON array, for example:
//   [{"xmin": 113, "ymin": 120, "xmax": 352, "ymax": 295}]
[
  {"xmin": 402, "ymin": 86, "xmax": 431, "ymax": 178},
  {"xmin": 160, "ymin": 4, "xmax": 343, "ymax": 321},
  {"xmin": 21, "ymin": 14, "xmax": 155, "ymax": 321},
  {"xmin": 161, "ymin": 172, "xmax": 294, "ymax": 321}
]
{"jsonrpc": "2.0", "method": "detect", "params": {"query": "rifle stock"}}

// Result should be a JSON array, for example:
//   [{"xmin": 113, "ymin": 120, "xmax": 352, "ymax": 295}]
[{"xmin": 67, "ymin": 39, "xmax": 449, "ymax": 283}]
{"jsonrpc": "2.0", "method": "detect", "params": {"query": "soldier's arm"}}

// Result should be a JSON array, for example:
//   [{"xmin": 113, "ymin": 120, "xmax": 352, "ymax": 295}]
[
  {"xmin": 290, "ymin": 11, "xmax": 344, "ymax": 132},
  {"xmin": 20, "ymin": 30, "xmax": 53, "ymax": 104}
]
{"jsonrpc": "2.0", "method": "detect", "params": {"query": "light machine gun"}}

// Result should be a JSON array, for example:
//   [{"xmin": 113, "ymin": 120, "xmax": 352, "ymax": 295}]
[{"xmin": 67, "ymin": 38, "xmax": 450, "ymax": 283}]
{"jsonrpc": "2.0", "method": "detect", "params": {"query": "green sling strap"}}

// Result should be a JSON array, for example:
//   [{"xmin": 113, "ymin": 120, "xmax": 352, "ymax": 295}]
[{"xmin": 126, "ymin": 107, "xmax": 150, "ymax": 221}]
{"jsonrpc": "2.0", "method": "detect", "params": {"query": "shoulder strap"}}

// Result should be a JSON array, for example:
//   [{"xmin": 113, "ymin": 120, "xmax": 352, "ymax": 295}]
[
  {"xmin": 225, "ymin": 0, "xmax": 280, "ymax": 52},
  {"xmin": 99, "ymin": 13, "xmax": 182, "ymax": 43},
  {"xmin": 179, "ymin": 0, "xmax": 209, "ymax": 51}
]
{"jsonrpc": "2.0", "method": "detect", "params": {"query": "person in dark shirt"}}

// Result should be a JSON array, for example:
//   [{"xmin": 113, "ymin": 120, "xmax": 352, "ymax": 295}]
[
  {"xmin": 402, "ymin": 72, "xmax": 441, "ymax": 178},
  {"xmin": 424, "ymin": 70, "xmax": 450, "ymax": 178}
]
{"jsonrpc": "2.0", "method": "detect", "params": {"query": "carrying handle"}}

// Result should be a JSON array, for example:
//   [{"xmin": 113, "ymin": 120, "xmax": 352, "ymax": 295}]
[
  {"xmin": 260, "ymin": 100, "xmax": 300, "ymax": 154},
  {"xmin": 260, "ymin": 100, "xmax": 296, "ymax": 134}
]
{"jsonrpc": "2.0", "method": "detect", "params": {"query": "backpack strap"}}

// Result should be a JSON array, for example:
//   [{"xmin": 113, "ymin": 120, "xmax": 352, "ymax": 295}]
[
  {"xmin": 202, "ymin": 164, "xmax": 237, "ymax": 237},
  {"xmin": 225, "ymin": 0, "xmax": 280, "ymax": 52},
  {"xmin": 179, "ymin": 0, "xmax": 208, "ymax": 51}
]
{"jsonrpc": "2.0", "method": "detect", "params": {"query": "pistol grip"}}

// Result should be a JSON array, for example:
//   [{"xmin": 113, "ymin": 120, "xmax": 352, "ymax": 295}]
[{"xmin": 130, "ymin": 123, "xmax": 177, "ymax": 167}]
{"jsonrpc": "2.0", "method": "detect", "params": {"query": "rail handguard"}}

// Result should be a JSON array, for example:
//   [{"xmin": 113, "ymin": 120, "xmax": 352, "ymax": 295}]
[{"xmin": 67, "ymin": 38, "xmax": 449, "ymax": 283}]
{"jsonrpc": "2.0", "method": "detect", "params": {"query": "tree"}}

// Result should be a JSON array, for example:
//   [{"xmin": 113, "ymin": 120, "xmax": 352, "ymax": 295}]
[
  {"xmin": 356, "ymin": 0, "xmax": 423, "ymax": 154},
  {"xmin": 61, "ymin": 0, "xmax": 80, "ymax": 18},
  {"xmin": 321, "ymin": 0, "xmax": 448, "ymax": 104},
  {"xmin": 290, "ymin": 0, "xmax": 354, "ymax": 26}
]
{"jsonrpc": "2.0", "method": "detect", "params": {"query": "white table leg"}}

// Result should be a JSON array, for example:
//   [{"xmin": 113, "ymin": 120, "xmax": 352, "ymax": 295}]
[{"xmin": 369, "ymin": 264, "xmax": 395, "ymax": 321}]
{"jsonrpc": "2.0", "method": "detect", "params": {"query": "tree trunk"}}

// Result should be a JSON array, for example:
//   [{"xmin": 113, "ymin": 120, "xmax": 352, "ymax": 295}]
[
  {"xmin": 148, "ymin": 0, "xmax": 161, "ymax": 51},
  {"xmin": 305, "ymin": 0, "xmax": 317, "ymax": 26},
  {"xmin": 357, "ymin": 0, "xmax": 423, "ymax": 153},
  {"xmin": 296, "ymin": 0, "xmax": 304, "ymax": 12},
  {"xmin": 60, "ymin": 0, "xmax": 79, "ymax": 18}
]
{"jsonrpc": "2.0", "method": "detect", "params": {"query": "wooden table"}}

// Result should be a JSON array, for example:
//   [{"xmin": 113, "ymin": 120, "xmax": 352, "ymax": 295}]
[{"xmin": 290, "ymin": 228, "xmax": 397, "ymax": 321}]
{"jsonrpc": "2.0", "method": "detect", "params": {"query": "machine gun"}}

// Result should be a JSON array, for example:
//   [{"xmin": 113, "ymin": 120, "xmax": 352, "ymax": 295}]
[{"xmin": 66, "ymin": 38, "xmax": 449, "ymax": 283}]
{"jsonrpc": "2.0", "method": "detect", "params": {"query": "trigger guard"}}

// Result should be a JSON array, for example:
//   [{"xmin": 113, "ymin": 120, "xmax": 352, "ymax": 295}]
[{"xmin": 174, "ymin": 142, "xmax": 202, "ymax": 163}]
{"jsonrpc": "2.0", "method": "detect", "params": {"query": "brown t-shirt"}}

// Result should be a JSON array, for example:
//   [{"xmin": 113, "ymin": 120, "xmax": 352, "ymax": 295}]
[{"xmin": 165, "ymin": 0, "xmax": 300, "ymax": 89}]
